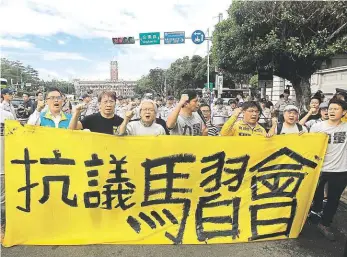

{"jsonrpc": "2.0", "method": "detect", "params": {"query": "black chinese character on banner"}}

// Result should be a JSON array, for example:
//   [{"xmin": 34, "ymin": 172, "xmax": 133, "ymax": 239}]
[
  {"xmin": 200, "ymin": 151, "xmax": 249, "ymax": 193},
  {"xmin": 12, "ymin": 148, "xmax": 78, "ymax": 212},
  {"xmin": 11, "ymin": 148, "xmax": 39, "ymax": 213},
  {"xmin": 83, "ymin": 154, "xmax": 104, "ymax": 208},
  {"xmin": 40, "ymin": 150, "xmax": 75, "ymax": 165},
  {"xmin": 101, "ymin": 155, "xmax": 135, "ymax": 210},
  {"xmin": 127, "ymin": 154, "xmax": 195, "ymax": 245},
  {"xmin": 248, "ymin": 147, "xmax": 318, "ymax": 241},
  {"xmin": 195, "ymin": 193, "xmax": 241, "ymax": 241}
]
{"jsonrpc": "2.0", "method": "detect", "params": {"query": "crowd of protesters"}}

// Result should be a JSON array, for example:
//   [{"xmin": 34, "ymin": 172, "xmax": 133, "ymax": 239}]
[{"xmin": 0, "ymin": 86, "xmax": 347, "ymax": 244}]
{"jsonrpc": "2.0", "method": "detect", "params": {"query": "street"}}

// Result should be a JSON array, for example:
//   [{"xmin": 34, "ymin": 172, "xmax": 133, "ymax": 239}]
[{"xmin": 2, "ymin": 203, "xmax": 346, "ymax": 257}]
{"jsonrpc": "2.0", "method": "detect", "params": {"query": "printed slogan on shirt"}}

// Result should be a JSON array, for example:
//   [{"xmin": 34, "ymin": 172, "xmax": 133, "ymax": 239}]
[{"xmin": 3, "ymin": 120, "xmax": 328, "ymax": 246}]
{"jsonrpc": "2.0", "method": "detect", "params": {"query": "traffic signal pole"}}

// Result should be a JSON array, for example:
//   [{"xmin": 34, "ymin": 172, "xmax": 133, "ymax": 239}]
[{"xmin": 207, "ymin": 28, "xmax": 210, "ymax": 94}]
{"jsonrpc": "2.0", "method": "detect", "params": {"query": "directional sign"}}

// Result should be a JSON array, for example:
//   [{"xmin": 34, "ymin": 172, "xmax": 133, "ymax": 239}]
[
  {"xmin": 164, "ymin": 31, "xmax": 185, "ymax": 44},
  {"xmin": 191, "ymin": 30, "xmax": 205, "ymax": 44},
  {"xmin": 139, "ymin": 32, "xmax": 160, "ymax": 45}
]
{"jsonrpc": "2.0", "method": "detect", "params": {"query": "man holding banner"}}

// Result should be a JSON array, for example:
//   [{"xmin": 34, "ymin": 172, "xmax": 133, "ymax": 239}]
[
  {"xmin": 310, "ymin": 98, "xmax": 347, "ymax": 241},
  {"xmin": 166, "ymin": 89, "xmax": 207, "ymax": 136},
  {"xmin": 118, "ymin": 99, "xmax": 166, "ymax": 136},
  {"xmin": 27, "ymin": 88, "xmax": 72, "ymax": 129},
  {"xmin": 221, "ymin": 101, "xmax": 273, "ymax": 137},
  {"xmin": 69, "ymin": 91, "xmax": 123, "ymax": 135}
]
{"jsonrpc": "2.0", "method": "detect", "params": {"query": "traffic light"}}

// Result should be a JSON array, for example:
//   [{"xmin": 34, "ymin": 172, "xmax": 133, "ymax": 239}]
[{"xmin": 112, "ymin": 37, "xmax": 135, "ymax": 44}]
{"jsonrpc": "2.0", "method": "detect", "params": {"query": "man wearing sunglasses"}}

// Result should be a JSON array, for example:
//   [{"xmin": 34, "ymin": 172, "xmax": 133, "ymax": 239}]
[{"xmin": 27, "ymin": 88, "xmax": 72, "ymax": 129}]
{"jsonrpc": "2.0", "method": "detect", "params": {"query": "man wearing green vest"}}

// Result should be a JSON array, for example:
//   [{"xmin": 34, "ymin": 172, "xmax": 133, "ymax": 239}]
[{"xmin": 27, "ymin": 88, "xmax": 72, "ymax": 129}]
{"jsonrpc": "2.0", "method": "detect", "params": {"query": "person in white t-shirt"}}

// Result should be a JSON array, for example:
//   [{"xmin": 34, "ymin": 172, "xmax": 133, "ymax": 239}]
[
  {"xmin": 0, "ymin": 109, "xmax": 15, "ymax": 240},
  {"xmin": 166, "ymin": 90, "xmax": 208, "ymax": 136},
  {"xmin": 211, "ymin": 98, "xmax": 229, "ymax": 130},
  {"xmin": 269, "ymin": 105, "xmax": 307, "ymax": 135},
  {"xmin": 118, "ymin": 99, "xmax": 166, "ymax": 136},
  {"xmin": 303, "ymin": 102, "xmax": 329, "ymax": 131},
  {"xmin": 309, "ymin": 98, "xmax": 347, "ymax": 241}
]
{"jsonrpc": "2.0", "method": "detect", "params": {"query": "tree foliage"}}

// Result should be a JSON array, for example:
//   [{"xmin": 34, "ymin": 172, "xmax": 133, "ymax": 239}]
[
  {"xmin": 212, "ymin": 1, "xmax": 347, "ymax": 107},
  {"xmin": 1, "ymin": 58, "xmax": 74, "ymax": 95},
  {"xmin": 135, "ymin": 55, "xmax": 250, "ymax": 98}
]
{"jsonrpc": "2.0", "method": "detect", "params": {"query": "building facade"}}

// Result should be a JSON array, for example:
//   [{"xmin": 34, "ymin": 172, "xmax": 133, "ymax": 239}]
[
  {"xmin": 74, "ymin": 80, "xmax": 136, "ymax": 97},
  {"xmin": 310, "ymin": 55, "xmax": 347, "ymax": 97},
  {"xmin": 74, "ymin": 60, "xmax": 136, "ymax": 97},
  {"xmin": 110, "ymin": 61, "xmax": 119, "ymax": 82}
]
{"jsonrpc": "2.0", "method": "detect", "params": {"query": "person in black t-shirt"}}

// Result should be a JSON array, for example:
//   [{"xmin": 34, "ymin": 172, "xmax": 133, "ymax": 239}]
[
  {"xmin": 299, "ymin": 96, "xmax": 321, "ymax": 124},
  {"xmin": 265, "ymin": 95, "xmax": 274, "ymax": 111},
  {"xmin": 69, "ymin": 91, "xmax": 123, "ymax": 135}
]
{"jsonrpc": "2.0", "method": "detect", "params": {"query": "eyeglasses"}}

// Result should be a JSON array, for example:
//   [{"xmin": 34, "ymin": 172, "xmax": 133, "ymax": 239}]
[
  {"xmin": 46, "ymin": 96, "xmax": 63, "ymax": 101},
  {"xmin": 101, "ymin": 100, "xmax": 116, "ymax": 104},
  {"xmin": 246, "ymin": 110, "xmax": 260, "ymax": 114},
  {"xmin": 141, "ymin": 108, "xmax": 155, "ymax": 113}
]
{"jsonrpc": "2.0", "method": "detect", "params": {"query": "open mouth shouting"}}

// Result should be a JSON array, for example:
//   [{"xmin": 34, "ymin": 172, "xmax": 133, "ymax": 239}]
[{"xmin": 53, "ymin": 102, "xmax": 60, "ymax": 108}]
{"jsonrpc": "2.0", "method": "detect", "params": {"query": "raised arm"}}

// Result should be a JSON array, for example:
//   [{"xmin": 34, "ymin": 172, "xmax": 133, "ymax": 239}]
[
  {"xmin": 166, "ymin": 95, "xmax": 188, "ymax": 129},
  {"xmin": 220, "ymin": 108, "xmax": 242, "ymax": 136}
]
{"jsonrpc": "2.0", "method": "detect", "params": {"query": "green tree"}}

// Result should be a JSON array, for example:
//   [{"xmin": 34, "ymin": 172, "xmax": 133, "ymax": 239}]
[
  {"xmin": 212, "ymin": 1, "xmax": 347, "ymax": 108},
  {"xmin": 1, "ymin": 58, "xmax": 74, "ymax": 95},
  {"xmin": 1, "ymin": 58, "xmax": 40, "ymax": 92},
  {"xmin": 249, "ymin": 74, "xmax": 258, "ymax": 89},
  {"xmin": 45, "ymin": 80, "xmax": 75, "ymax": 95},
  {"xmin": 134, "ymin": 68, "xmax": 167, "ymax": 97}
]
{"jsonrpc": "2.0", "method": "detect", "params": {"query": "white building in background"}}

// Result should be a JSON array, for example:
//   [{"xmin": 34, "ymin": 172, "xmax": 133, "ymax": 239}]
[
  {"xmin": 74, "ymin": 80, "xmax": 136, "ymax": 97},
  {"xmin": 310, "ymin": 55, "xmax": 347, "ymax": 97},
  {"xmin": 73, "ymin": 61, "xmax": 137, "ymax": 97},
  {"xmin": 265, "ymin": 55, "xmax": 347, "ymax": 102},
  {"xmin": 265, "ymin": 76, "xmax": 295, "ymax": 102}
]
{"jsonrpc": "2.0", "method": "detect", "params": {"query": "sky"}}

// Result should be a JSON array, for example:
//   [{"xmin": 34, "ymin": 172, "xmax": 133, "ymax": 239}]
[{"xmin": 0, "ymin": 0, "xmax": 231, "ymax": 82}]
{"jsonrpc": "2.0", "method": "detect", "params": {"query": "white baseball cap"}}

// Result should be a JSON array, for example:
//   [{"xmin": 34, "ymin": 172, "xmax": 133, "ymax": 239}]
[{"xmin": 283, "ymin": 105, "xmax": 299, "ymax": 113}]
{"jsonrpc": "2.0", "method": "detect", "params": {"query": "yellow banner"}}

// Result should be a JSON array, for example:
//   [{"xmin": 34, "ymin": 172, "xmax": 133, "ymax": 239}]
[{"xmin": 3, "ymin": 121, "xmax": 328, "ymax": 247}]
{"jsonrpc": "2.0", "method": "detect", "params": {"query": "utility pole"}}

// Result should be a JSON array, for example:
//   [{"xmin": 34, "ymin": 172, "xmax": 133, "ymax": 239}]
[
  {"xmin": 207, "ymin": 28, "xmax": 210, "ymax": 92},
  {"xmin": 215, "ymin": 13, "xmax": 223, "ymax": 98}
]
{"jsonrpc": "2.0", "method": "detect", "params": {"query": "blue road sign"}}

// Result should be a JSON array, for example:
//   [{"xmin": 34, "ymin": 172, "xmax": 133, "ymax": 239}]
[
  {"xmin": 191, "ymin": 30, "xmax": 205, "ymax": 44},
  {"xmin": 164, "ymin": 31, "xmax": 185, "ymax": 44},
  {"xmin": 139, "ymin": 32, "xmax": 160, "ymax": 45}
]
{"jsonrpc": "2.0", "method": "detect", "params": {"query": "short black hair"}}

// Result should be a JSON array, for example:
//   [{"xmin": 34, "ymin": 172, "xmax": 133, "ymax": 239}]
[
  {"xmin": 284, "ymin": 89, "xmax": 290, "ymax": 94},
  {"xmin": 98, "ymin": 91, "xmax": 117, "ymax": 103},
  {"xmin": 199, "ymin": 103, "xmax": 211, "ymax": 111},
  {"xmin": 36, "ymin": 91, "xmax": 43, "ymax": 96},
  {"xmin": 46, "ymin": 88, "xmax": 62, "ymax": 96},
  {"xmin": 181, "ymin": 89, "xmax": 197, "ymax": 102},
  {"xmin": 328, "ymin": 98, "xmax": 347, "ymax": 111},
  {"xmin": 242, "ymin": 101, "xmax": 262, "ymax": 113},
  {"xmin": 279, "ymin": 94, "xmax": 284, "ymax": 98},
  {"xmin": 22, "ymin": 92, "xmax": 30, "ymax": 97},
  {"xmin": 310, "ymin": 96, "xmax": 322, "ymax": 104}
]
